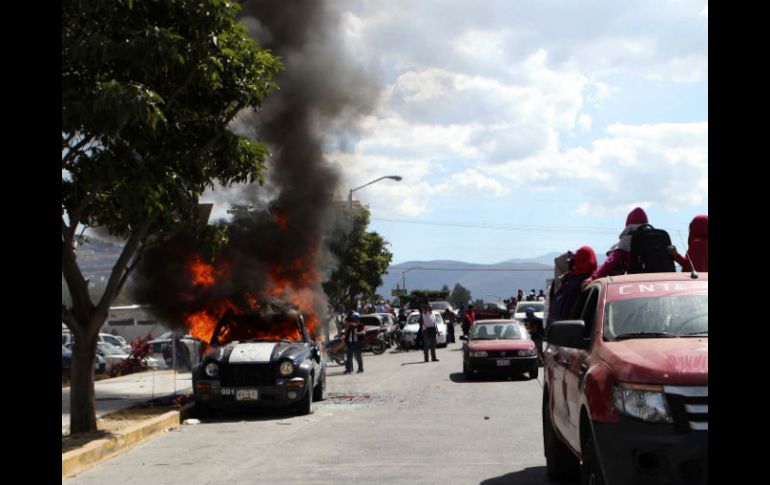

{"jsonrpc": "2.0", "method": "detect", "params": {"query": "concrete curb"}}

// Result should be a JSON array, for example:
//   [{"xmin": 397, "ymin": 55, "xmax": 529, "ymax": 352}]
[{"xmin": 62, "ymin": 402, "xmax": 195, "ymax": 479}]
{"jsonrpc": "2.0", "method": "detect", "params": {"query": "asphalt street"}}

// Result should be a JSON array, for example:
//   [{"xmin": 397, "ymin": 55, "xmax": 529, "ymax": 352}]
[{"xmin": 64, "ymin": 339, "xmax": 573, "ymax": 485}]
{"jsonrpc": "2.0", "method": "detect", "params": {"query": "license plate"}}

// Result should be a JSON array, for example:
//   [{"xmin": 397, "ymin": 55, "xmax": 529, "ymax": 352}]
[
  {"xmin": 496, "ymin": 359, "xmax": 511, "ymax": 366},
  {"xmin": 235, "ymin": 389, "xmax": 259, "ymax": 401}
]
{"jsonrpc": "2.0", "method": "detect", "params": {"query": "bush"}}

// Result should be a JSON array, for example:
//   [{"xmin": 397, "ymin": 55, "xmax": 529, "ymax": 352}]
[{"xmin": 110, "ymin": 335, "xmax": 152, "ymax": 377}]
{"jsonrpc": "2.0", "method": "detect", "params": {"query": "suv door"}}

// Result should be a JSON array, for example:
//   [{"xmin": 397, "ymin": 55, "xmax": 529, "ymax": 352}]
[{"xmin": 561, "ymin": 285, "xmax": 600, "ymax": 451}]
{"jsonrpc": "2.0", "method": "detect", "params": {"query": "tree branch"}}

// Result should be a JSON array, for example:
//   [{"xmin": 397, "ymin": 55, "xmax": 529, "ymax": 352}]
[
  {"xmin": 192, "ymin": 101, "xmax": 246, "ymax": 163},
  {"xmin": 95, "ymin": 218, "xmax": 153, "ymax": 320},
  {"xmin": 62, "ymin": 134, "xmax": 95, "ymax": 168}
]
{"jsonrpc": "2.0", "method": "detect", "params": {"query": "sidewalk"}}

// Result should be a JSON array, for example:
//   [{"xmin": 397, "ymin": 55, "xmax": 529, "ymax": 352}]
[{"xmin": 62, "ymin": 370, "xmax": 192, "ymax": 435}]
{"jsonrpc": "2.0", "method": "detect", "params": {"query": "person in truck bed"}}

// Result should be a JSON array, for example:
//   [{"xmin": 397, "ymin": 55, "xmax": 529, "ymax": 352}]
[
  {"xmin": 589, "ymin": 207, "xmax": 648, "ymax": 281},
  {"xmin": 667, "ymin": 214, "xmax": 708, "ymax": 272}
]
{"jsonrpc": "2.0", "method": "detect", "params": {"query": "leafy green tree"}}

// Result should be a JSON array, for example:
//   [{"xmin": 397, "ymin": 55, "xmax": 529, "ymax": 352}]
[
  {"xmin": 323, "ymin": 208, "xmax": 393, "ymax": 314},
  {"xmin": 62, "ymin": 0, "xmax": 281, "ymax": 433},
  {"xmin": 449, "ymin": 283, "xmax": 472, "ymax": 308}
]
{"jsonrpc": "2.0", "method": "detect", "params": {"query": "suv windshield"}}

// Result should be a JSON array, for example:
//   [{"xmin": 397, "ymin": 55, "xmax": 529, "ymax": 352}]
[{"xmin": 604, "ymin": 294, "xmax": 708, "ymax": 341}]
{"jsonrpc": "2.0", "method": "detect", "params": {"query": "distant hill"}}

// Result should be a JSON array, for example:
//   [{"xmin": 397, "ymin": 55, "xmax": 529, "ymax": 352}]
[
  {"xmin": 377, "ymin": 258, "xmax": 554, "ymax": 302},
  {"xmin": 376, "ymin": 252, "xmax": 608, "ymax": 302}
]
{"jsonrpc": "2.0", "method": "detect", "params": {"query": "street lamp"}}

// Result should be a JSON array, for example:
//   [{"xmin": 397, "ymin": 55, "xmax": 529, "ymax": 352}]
[
  {"xmin": 401, "ymin": 266, "xmax": 420, "ymax": 294},
  {"xmin": 349, "ymin": 175, "xmax": 403, "ymax": 209}
]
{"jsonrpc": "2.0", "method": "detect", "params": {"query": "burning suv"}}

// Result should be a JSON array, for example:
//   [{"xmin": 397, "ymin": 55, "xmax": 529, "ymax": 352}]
[
  {"xmin": 193, "ymin": 307, "xmax": 327, "ymax": 417},
  {"xmin": 542, "ymin": 273, "xmax": 708, "ymax": 485}
]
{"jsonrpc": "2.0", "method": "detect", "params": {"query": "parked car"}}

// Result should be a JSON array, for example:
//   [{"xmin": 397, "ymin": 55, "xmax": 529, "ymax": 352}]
[
  {"xmin": 542, "ymin": 273, "xmax": 708, "ymax": 485},
  {"xmin": 64, "ymin": 341, "xmax": 161, "ymax": 374},
  {"xmin": 429, "ymin": 301, "xmax": 457, "ymax": 317},
  {"xmin": 401, "ymin": 310, "xmax": 448, "ymax": 348},
  {"xmin": 148, "ymin": 332, "xmax": 203, "ymax": 370},
  {"xmin": 513, "ymin": 300, "xmax": 544, "ymax": 321},
  {"xmin": 476, "ymin": 302, "xmax": 511, "ymax": 320},
  {"xmin": 460, "ymin": 320, "xmax": 538, "ymax": 379},
  {"xmin": 192, "ymin": 308, "xmax": 327, "ymax": 416},
  {"xmin": 61, "ymin": 331, "xmax": 132, "ymax": 354},
  {"xmin": 62, "ymin": 346, "xmax": 106, "ymax": 377}
]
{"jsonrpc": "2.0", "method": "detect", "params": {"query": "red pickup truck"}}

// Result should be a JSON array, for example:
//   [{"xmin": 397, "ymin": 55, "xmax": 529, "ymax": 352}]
[{"xmin": 542, "ymin": 273, "xmax": 708, "ymax": 484}]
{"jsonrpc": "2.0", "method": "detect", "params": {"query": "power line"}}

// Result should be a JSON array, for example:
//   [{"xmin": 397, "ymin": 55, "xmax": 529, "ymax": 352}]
[{"xmin": 372, "ymin": 217, "xmax": 619, "ymax": 234}]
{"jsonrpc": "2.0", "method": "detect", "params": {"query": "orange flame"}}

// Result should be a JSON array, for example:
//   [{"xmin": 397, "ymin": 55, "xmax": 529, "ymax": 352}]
[
  {"xmin": 190, "ymin": 256, "xmax": 215, "ymax": 287},
  {"xmin": 182, "ymin": 214, "xmax": 323, "ymax": 342},
  {"xmin": 272, "ymin": 208, "xmax": 288, "ymax": 231}
]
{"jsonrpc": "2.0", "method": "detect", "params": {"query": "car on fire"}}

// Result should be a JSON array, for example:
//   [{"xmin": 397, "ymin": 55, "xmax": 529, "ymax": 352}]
[
  {"xmin": 460, "ymin": 320, "xmax": 538, "ymax": 379},
  {"xmin": 542, "ymin": 273, "xmax": 708, "ymax": 485},
  {"xmin": 401, "ymin": 310, "xmax": 448, "ymax": 348},
  {"xmin": 192, "ymin": 307, "xmax": 326, "ymax": 417}
]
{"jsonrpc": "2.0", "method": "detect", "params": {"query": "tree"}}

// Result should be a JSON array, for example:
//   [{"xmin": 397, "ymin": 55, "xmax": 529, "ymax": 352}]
[
  {"xmin": 62, "ymin": 0, "xmax": 282, "ymax": 433},
  {"xmin": 323, "ymin": 208, "xmax": 393, "ymax": 313},
  {"xmin": 400, "ymin": 289, "xmax": 451, "ymax": 309},
  {"xmin": 449, "ymin": 283, "xmax": 472, "ymax": 308}
]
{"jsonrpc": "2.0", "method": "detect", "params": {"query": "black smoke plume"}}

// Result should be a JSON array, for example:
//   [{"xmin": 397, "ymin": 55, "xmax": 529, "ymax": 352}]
[{"xmin": 132, "ymin": 0, "xmax": 379, "ymax": 334}]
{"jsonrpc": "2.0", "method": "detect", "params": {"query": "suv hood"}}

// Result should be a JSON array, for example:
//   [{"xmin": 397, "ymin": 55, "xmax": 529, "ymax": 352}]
[
  {"xmin": 602, "ymin": 338, "xmax": 708, "ymax": 385},
  {"xmin": 206, "ymin": 341, "xmax": 307, "ymax": 363}
]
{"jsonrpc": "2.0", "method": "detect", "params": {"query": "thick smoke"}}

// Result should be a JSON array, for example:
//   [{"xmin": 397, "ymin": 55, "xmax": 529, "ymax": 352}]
[{"xmin": 132, "ymin": 0, "xmax": 379, "ymax": 334}]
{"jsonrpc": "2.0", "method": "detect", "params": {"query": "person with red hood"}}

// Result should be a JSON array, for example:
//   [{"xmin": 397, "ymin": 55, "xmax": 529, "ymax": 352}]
[
  {"xmin": 666, "ymin": 214, "xmax": 708, "ymax": 273},
  {"xmin": 588, "ymin": 207, "xmax": 649, "ymax": 281},
  {"xmin": 547, "ymin": 246, "xmax": 598, "ymax": 326}
]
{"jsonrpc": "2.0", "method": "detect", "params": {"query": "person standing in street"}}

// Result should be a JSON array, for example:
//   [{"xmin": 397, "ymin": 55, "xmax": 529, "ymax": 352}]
[
  {"xmin": 421, "ymin": 304, "xmax": 439, "ymax": 362},
  {"xmin": 462, "ymin": 304, "xmax": 476, "ymax": 337},
  {"xmin": 344, "ymin": 312, "xmax": 365, "ymax": 374},
  {"xmin": 442, "ymin": 308, "xmax": 455, "ymax": 343}
]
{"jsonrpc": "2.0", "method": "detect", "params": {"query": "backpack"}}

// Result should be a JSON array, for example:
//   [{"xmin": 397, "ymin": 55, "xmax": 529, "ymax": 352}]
[{"xmin": 629, "ymin": 224, "xmax": 676, "ymax": 274}]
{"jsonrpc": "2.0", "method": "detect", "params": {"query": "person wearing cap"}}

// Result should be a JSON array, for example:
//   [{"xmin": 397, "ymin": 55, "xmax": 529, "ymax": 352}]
[
  {"xmin": 589, "ymin": 207, "xmax": 649, "ymax": 282},
  {"xmin": 343, "ymin": 312, "xmax": 365, "ymax": 374},
  {"xmin": 527, "ymin": 289, "xmax": 537, "ymax": 301}
]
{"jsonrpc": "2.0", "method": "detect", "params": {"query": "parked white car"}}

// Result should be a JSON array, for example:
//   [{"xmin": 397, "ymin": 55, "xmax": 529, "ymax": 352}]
[
  {"xmin": 513, "ymin": 301, "xmax": 545, "ymax": 321},
  {"xmin": 61, "ymin": 331, "xmax": 132, "ymax": 354},
  {"xmin": 402, "ymin": 310, "xmax": 448, "ymax": 348}
]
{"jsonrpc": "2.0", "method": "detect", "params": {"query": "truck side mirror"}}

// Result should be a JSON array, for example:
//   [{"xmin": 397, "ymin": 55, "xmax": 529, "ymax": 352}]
[{"xmin": 545, "ymin": 320, "xmax": 589, "ymax": 349}]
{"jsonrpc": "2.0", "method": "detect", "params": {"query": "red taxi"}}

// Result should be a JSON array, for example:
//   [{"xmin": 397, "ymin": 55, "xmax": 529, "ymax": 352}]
[
  {"xmin": 460, "ymin": 319, "xmax": 539, "ymax": 379},
  {"xmin": 542, "ymin": 273, "xmax": 708, "ymax": 485}
]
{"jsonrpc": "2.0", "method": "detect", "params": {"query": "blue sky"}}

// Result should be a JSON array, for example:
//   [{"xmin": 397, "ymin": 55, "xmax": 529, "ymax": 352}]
[{"xmin": 211, "ymin": 0, "xmax": 708, "ymax": 265}]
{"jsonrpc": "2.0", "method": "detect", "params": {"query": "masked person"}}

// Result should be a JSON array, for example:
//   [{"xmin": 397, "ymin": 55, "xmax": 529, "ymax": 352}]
[
  {"xmin": 667, "ymin": 214, "xmax": 708, "ymax": 273},
  {"xmin": 548, "ymin": 246, "xmax": 598, "ymax": 327},
  {"xmin": 589, "ymin": 207, "xmax": 648, "ymax": 281}
]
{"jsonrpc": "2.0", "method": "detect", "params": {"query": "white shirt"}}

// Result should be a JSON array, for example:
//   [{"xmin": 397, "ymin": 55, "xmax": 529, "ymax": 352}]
[{"xmin": 421, "ymin": 310, "xmax": 436, "ymax": 328}]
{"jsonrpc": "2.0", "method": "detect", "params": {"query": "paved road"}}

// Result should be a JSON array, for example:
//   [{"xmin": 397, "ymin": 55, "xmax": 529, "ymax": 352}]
[{"xmin": 65, "ymin": 340, "xmax": 569, "ymax": 485}]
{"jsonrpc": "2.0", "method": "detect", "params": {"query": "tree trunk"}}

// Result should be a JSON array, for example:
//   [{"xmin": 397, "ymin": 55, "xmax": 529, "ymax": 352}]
[{"xmin": 69, "ymin": 330, "xmax": 99, "ymax": 433}]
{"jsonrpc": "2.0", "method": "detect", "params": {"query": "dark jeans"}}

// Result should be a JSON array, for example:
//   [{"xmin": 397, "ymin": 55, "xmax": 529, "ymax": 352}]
[
  {"xmin": 345, "ymin": 341, "xmax": 363, "ymax": 372},
  {"xmin": 422, "ymin": 329, "xmax": 437, "ymax": 361}
]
